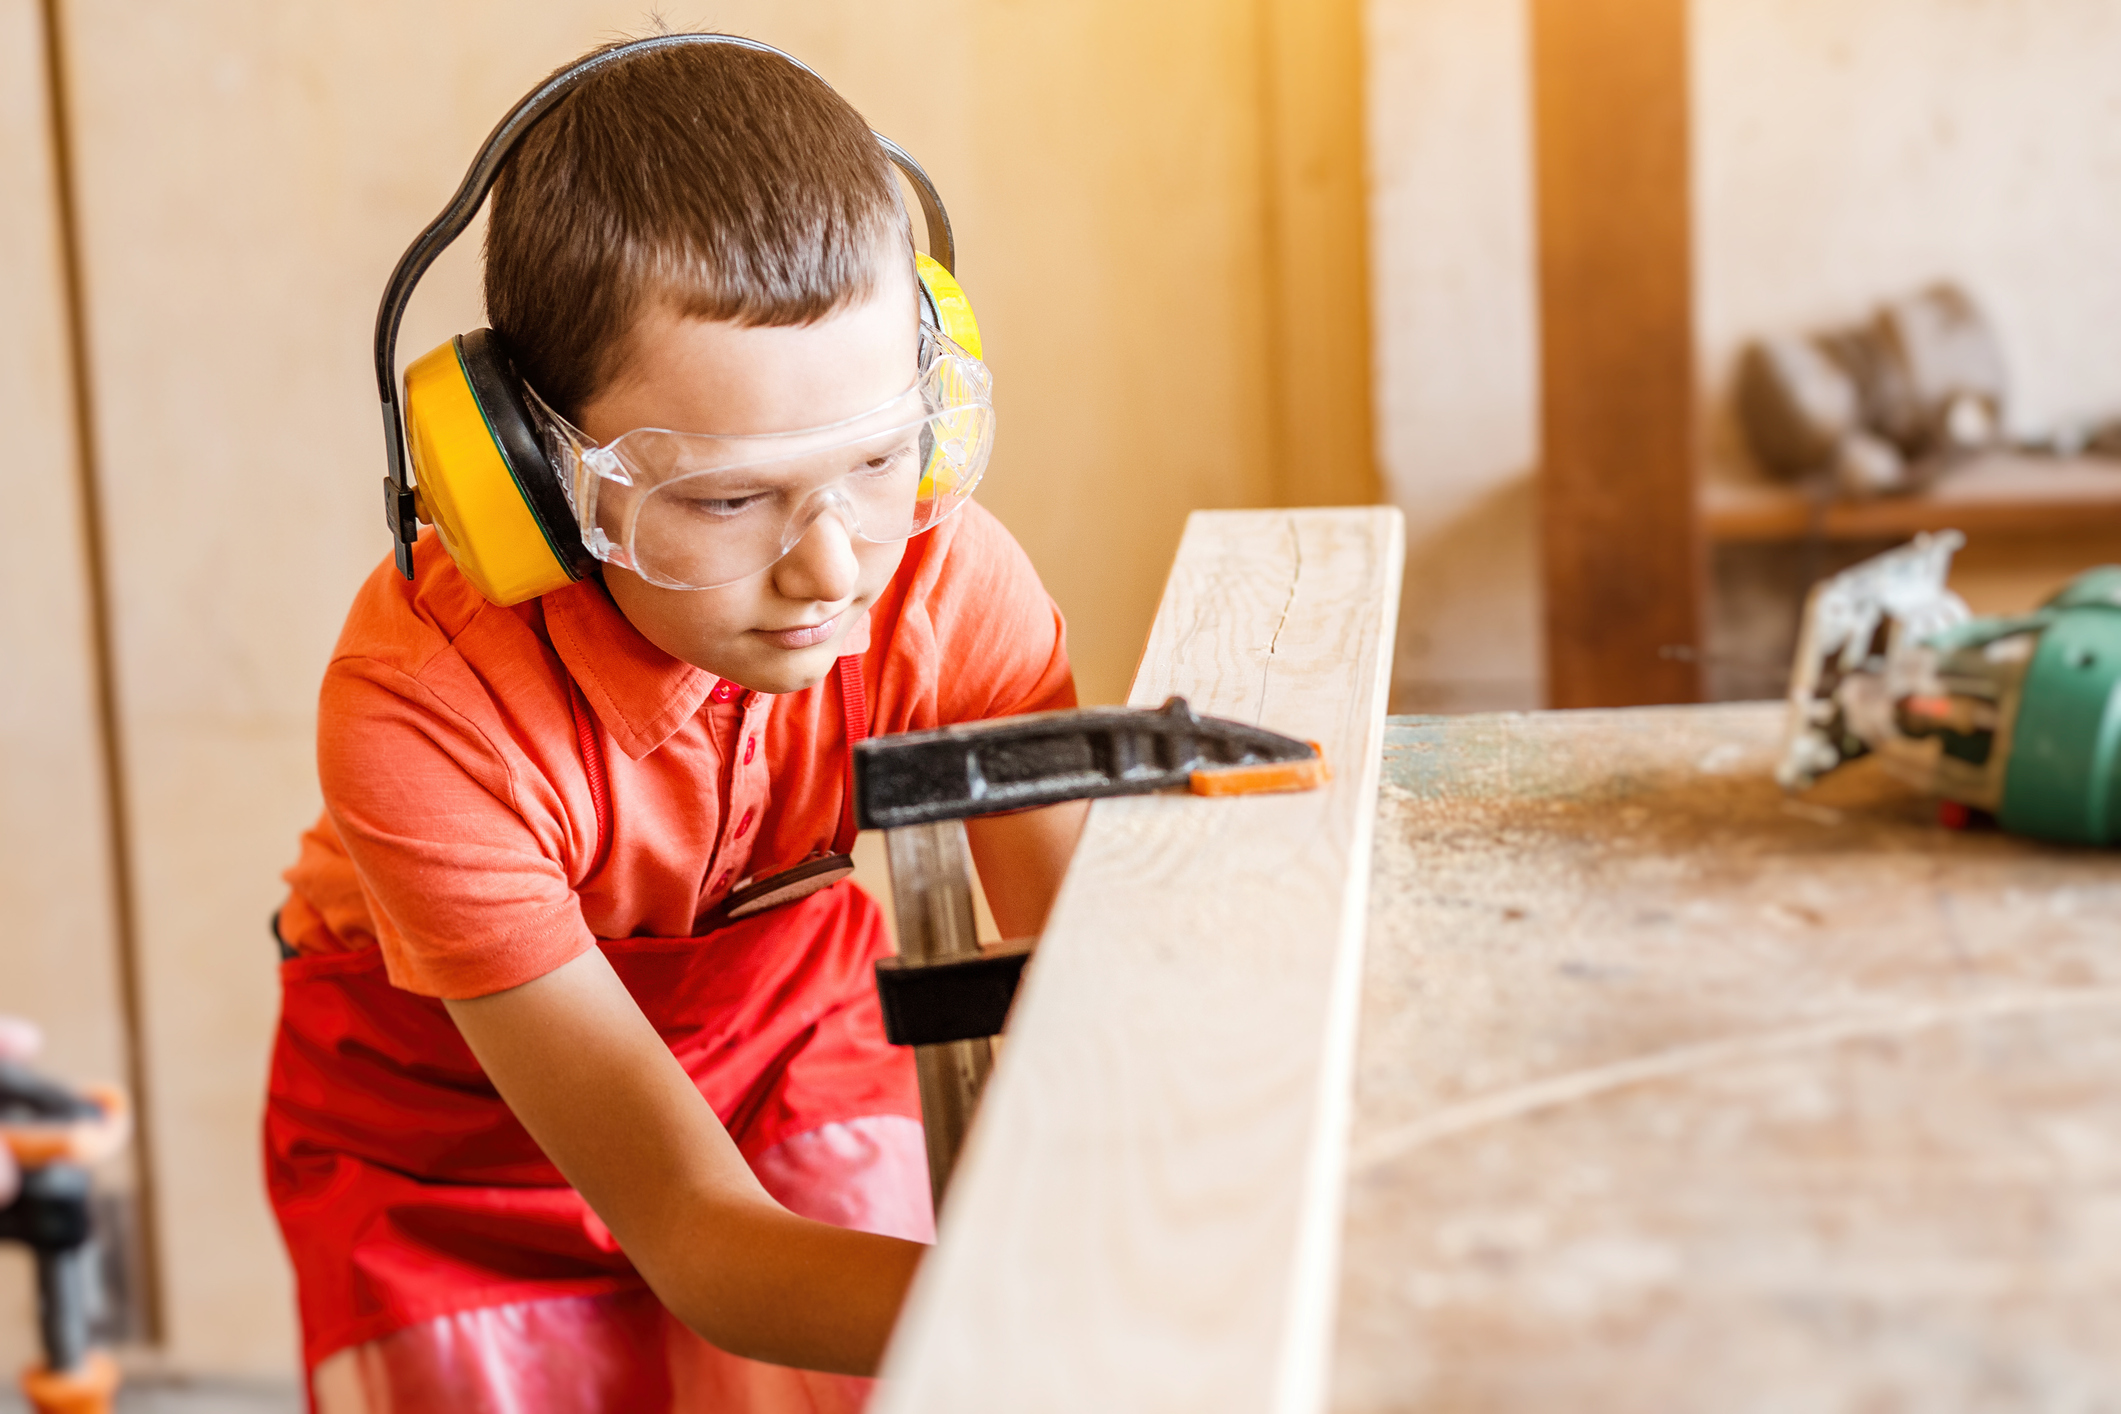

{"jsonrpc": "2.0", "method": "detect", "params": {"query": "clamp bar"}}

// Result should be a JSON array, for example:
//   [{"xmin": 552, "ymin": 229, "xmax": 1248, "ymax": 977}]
[{"xmin": 854, "ymin": 695, "xmax": 1321, "ymax": 831}]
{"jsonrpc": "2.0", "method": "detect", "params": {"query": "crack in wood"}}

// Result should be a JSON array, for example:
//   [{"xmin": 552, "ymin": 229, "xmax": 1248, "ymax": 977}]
[{"xmin": 1258, "ymin": 515, "xmax": 1303, "ymax": 723}]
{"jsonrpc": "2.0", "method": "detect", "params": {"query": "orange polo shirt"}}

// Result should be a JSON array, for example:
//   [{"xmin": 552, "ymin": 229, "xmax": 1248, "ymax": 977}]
[{"xmin": 278, "ymin": 502, "xmax": 1073, "ymax": 999}]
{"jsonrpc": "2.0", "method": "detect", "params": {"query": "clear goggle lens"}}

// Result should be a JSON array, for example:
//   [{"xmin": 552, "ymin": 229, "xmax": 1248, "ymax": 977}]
[{"xmin": 537, "ymin": 329, "xmax": 993, "ymax": 591}]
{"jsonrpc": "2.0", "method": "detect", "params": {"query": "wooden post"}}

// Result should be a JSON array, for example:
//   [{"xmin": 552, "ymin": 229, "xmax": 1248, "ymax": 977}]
[
  {"xmin": 1531, "ymin": 0, "xmax": 1703, "ymax": 707},
  {"xmin": 882, "ymin": 818, "xmax": 993, "ymax": 1210},
  {"xmin": 875, "ymin": 508, "xmax": 1403, "ymax": 1413}
]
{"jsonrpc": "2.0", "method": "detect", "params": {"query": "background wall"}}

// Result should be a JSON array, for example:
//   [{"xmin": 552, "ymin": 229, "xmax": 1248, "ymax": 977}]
[
  {"xmin": 1370, "ymin": 0, "xmax": 2121, "ymax": 714},
  {"xmin": 1692, "ymin": 0, "xmax": 2121, "ymax": 692},
  {"xmin": 0, "ymin": 0, "xmax": 138, "ymax": 1381},
  {"xmin": 12, "ymin": 0, "xmax": 2121, "ymax": 1391},
  {"xmin": 4, "ymin": 0, "xmax": 1368, "ymax": 1384},
  {"xmin": 1366, "ymin": 0, "xmax": 1543, "ymax": 714},
  {"xmin": 1694, "ymin": 0, "xmax": 2121, "ymax": 470}
]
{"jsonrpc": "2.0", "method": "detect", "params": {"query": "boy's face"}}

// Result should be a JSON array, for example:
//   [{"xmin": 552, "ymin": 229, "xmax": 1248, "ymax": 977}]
[{"xmin": 577, "ymin": 257, "xmax": 919, "ymax": 694}]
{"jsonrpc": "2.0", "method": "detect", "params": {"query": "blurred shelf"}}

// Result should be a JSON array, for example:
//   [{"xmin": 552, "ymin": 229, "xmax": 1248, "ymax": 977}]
[{"xmin": 1702, "ymin": 453, "xmax": 2121, "ymax": 544}]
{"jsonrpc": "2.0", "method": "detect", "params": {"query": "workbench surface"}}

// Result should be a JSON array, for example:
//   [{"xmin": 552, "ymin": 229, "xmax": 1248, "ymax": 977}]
[{"xmin": 1335, "ymin": 703, "xmax": 2121, "ymax": 1411}]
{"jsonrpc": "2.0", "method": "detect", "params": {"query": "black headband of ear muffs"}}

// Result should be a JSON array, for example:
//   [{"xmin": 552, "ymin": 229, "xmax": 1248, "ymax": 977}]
[{"xmin": 372, "ymin": 32, "xmax": 959, "ymax": 581}]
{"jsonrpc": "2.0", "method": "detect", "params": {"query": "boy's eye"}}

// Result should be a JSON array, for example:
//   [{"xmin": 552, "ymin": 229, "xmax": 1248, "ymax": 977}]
[
  {"xmin": 674, "ymin": 490, "xmax": 767, "ymax": 517},
  {"xmin": 857, "ymin": 444, "xmax": 915, "ymax": 476}
]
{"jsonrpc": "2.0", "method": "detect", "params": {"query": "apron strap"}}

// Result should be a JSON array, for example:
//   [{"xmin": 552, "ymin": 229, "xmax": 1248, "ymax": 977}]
[
  {"xmin": 565, "ymin": 679, "xmax": 613, "ymax": 881},
  {"xmin": 834, "ymin": 654, "xmax": 869, "ymax": 854}
]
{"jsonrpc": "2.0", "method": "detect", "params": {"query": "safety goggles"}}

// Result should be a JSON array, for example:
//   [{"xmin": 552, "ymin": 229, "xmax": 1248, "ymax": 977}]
[{"xmin": 534, "ymin": 326, "xmax": 994, "ymax": 591}]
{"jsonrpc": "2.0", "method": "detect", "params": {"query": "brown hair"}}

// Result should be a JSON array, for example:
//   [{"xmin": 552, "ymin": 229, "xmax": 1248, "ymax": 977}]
[{"xmin": 484, "ymin": 36, "xmax": 908, "ymax": 420}]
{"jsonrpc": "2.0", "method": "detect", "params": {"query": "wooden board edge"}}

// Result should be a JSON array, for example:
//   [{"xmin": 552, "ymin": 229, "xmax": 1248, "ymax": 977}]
[
  {"xmin": 1270, "ymin": 508, "xmax": 1402, "ymax": 1412},
  {"xmin": 875, "ymin": 506, "xmax": 1405, "ymax": 1412}
]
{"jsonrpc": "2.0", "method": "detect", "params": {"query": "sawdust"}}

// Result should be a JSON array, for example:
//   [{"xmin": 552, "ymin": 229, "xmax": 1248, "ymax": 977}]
[{"xmin": 1335, "ymin": 703, "xmax": 2121, "ymax": 1411}]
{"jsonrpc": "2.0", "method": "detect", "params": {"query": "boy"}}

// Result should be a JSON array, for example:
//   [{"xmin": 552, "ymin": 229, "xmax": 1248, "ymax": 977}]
[{"xmin": 265, "ymin": 34, "xmax": 1083, "ymax": 1413}]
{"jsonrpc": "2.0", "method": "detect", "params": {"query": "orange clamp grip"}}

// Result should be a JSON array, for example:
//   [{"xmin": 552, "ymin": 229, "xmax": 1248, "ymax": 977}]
[
  {"xmin": 21, "ymin": 1351, "xmax": 120, "ymax": 1414},
  {"xmin": 1, "ymin": 1085, "xmax": 130, "ymax": 1172},
  {"xmin": 1188, "ymin": 744, "xmax": 1331, "ymax": 797}
]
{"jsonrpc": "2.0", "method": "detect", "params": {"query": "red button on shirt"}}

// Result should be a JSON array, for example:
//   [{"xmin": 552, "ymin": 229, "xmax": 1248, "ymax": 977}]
[
  {"xmin": 736, "ymin": 808, "xmax": 755, "ymax": 838},
  {"xmin": 710, "ymin": 680, "xmax": 737, "ymax": 703},
  {"xmin": 744, "ymin": 736, "xmax": 757, "ymax": 764}
]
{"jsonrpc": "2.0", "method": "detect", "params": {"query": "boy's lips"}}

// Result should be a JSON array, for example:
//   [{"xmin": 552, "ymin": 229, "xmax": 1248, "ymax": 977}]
[{"xmin": 754, "ymin": 613, "xmax": 842, "ymax": 650}]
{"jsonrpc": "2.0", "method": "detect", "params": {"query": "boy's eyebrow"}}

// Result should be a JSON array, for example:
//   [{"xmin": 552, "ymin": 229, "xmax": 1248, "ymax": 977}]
[{"xmin": 570, "ymin": 375, "xmax": 927, "ymax": 448}]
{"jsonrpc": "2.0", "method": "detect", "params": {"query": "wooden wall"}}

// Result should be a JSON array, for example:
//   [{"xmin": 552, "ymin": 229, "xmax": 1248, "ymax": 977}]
[
  {"xmin": 1695, "ymin": 0, "xmax": 2121, "ymax": 474},
  {"xmin": 1366, "ymin": 0, "xmax": 1543, "ymax": 713},
  {"xmin": 1692, "ymin": 1, "xmax": 2121, "ymax": 675},
  {"xmin": 0, "ymin": 0, "xmax": 136, "ymax": 1378},
  {"xmin": 6, "ymin": 0, "xmax": 1373, "ymax": 1379}
]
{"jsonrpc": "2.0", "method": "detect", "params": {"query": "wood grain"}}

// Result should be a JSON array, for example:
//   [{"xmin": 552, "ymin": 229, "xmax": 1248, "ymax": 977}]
[
  {"xmin": 1531, "ymin": 0, "xmax": 1704, "ymax": 707},
  {"xmin": 1336, "ymin": 705, "xmax": 2121, "ymax": 1409},
  {"xmin": 877, "ymin": 508, "xmax": 1403, "ymax": 1412}
]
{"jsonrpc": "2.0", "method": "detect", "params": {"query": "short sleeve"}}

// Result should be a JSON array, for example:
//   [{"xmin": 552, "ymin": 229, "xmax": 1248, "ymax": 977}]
[{"xmin": 317, "ymin": 652, "xmax": 596, "ymax": 999}]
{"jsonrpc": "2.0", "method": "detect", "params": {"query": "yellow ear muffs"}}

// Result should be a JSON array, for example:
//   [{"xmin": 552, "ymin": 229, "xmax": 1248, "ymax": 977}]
[
  {"xmin": 915, "ymin": 251, "xmax": 982, "ymax": 359},
  {"xmin": 912, "ymin": 252, "xmax": 988, "ymax": 504},
  {"xmin": 401, "ymin": 329, "xmax": 586, "ymax": 607},
  {"xmin": 377, "ymin": 36, "xmax": 974, "ymax": 596}
]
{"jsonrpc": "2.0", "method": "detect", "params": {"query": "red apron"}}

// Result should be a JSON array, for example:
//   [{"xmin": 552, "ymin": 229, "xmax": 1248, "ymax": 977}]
[{"xmin": 264, "ymin": 660, "xmax": 918, "ymax": 1369}]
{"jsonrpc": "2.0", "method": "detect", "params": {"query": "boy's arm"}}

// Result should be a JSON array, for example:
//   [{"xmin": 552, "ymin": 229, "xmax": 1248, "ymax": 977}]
[
  {"xmin": 444, "ymin": 948, "xmax": 920, "ymax": 1375},
  {"xmin": 444, "ymin": 805, "xmax": 1081, "ymax": 1379},
  {"xmin": 966, "ymin": 800, "xmax": 1088, "ymax": 940}
]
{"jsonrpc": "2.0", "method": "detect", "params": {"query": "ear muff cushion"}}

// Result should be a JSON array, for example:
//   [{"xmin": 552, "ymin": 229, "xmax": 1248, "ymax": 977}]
[
  {"xmin": 456, "ymin": 329, "xmax": 585, "ymax": 569},
  {"xmin": 915, "ymin": 252, "xmax": 983, "ymax": 360},
  {"xmin": 402, "ymin": 331, "xmax": 583, "ymax": 606}
]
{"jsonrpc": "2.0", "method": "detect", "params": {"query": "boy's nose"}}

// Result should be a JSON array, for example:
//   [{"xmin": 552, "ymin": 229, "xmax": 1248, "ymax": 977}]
[{"xmin": 773, "ymin": 503, "xmax": 861, "ymax": 605}]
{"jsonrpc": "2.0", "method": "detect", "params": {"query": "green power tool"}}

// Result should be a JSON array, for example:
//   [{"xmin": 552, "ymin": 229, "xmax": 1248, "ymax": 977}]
[{"xmin": 1778, "ymin": 531, "xmax": 2121, "ymax": 844}]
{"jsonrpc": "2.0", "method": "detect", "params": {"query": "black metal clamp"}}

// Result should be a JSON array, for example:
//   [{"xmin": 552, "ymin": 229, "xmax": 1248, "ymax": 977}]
[{"xmin": 853, "ymin": 696, "xmax": 1322, "ymax": 1205}]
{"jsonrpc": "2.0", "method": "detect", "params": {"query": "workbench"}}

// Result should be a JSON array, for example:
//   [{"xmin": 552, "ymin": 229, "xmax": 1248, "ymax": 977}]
[
  {"xmin": 877, "ymin": 513, "xmax": 2121, "ymax": 1410},
  {"xmin": 1336, "ymin": 702, "xmax": 2121, "ymax": 1410}
]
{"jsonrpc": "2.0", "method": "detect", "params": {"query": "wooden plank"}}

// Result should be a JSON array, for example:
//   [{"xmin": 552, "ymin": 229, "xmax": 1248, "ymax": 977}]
[
  {"xmin": 1531, "ymin": 0, "xmax": 1704, "ymax": 707},
  {"xmin": 1335, "ymin": 705, "xmax": 2121, "ymax": 1409},
  {"xmin": 878, "ymin": 508, "xmax": 1403, "ymax": 1413},
  {"xmin": 1703, "ymin": 453, "xmax": 2121, "ymax": 543}
]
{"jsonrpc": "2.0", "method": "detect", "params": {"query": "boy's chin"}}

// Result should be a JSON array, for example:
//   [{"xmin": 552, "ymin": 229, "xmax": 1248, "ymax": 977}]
[{"xmin": 707, "ymin": 639, "xmax": 840, "ymax": 696}]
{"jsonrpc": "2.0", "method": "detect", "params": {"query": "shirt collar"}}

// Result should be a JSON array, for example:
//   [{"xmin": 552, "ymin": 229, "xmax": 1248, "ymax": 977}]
[
  {"xmin": 542, "ymin": 576, "xmax": 718, "ymax": 760},
  {"xmin": 541, "ymin": 577, "xmax": 872, "ymax": 760}
]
